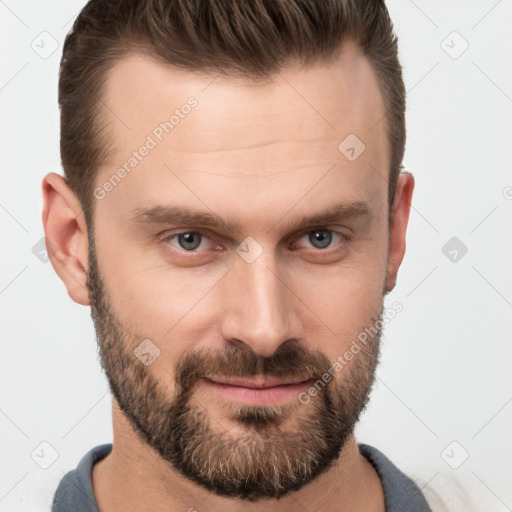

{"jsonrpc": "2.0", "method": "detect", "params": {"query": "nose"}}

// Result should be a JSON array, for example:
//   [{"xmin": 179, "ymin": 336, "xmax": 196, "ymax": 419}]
[{"xmin": 219, "ymin": 250, "xmax": 303, "ymax": 358}]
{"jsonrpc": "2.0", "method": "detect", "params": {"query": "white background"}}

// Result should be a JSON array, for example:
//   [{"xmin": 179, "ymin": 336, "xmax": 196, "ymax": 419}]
[{"xmin": 1, "ymin": 1, "xmax": 511, "ymax": 510}]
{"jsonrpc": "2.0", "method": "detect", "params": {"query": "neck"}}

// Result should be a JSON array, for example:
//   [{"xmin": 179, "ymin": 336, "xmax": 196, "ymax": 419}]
[{"xmin": 92, "ymin": 403, "xmax": 385, "ymax": 512}]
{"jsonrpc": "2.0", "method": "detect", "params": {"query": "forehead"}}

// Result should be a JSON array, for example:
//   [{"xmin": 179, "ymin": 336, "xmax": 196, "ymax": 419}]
[{"xmin": 95, "ymin": 42, "xmax": 389, "ymax": 222}]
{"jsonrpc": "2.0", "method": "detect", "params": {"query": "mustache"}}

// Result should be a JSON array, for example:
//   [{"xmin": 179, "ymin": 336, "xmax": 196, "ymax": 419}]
[{"xmin": 174, "ymin": 341, "xmax": 333, "ymax": 396}]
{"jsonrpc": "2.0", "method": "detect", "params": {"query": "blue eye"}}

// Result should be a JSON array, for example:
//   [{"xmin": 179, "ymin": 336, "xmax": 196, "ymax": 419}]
[
  {"xmin": 297, "ymin": 229, "xmax": 344, "ymax": 250},
  {"xmin": 162, "ymin": 228, "xmax": 346, "ymax": 258},
  {"xmin": 176, "ymin": 232, "xmax": 203, "ymax": 251},
  {"xmin": 307, "ymin": 230, "xmax": 333, "ymax": 249}
]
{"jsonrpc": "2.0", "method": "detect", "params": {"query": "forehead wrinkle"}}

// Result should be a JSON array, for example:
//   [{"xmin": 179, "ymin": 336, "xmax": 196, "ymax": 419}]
[{"xmin": 180, "ymin": 163, "xmax": 336, "ymax": 180}]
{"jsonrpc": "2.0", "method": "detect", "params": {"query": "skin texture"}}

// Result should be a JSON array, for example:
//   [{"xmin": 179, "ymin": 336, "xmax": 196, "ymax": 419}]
[{"xmin": 42, "ymin": 40, "xmax": 414, "ymax": 512}]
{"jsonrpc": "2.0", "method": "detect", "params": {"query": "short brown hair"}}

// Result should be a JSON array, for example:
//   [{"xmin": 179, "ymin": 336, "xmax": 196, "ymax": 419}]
[{"xmin": 59, "ymin": 0, "xmax": 405, "ymax": 227}]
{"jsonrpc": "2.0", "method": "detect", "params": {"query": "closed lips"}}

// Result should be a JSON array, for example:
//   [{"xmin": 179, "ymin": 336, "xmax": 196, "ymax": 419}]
[{"xmin": 205, "ymin": 376, "xmax": 311, "ymax": 388}]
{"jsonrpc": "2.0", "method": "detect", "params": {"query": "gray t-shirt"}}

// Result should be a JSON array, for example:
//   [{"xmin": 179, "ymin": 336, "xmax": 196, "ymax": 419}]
[{"xmin": 51, "ymin": 443, "xmax": 432, "ymax": 511}]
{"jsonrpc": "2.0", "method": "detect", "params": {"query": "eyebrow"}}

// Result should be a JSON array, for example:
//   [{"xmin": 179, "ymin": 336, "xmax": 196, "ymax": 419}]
[{"xmin": 129, "ymin": 201, "xmax": 370, "ymax": 235}]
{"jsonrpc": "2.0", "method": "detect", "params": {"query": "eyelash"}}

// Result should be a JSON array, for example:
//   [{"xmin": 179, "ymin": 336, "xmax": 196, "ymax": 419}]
[{"xmin": 159, "ymin": 227, "xmax": 350, "ymax": 255}]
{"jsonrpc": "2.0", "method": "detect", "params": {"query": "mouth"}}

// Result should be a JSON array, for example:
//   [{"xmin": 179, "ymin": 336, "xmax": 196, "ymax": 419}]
[
  {"xmin": 202, "ymin": 376, "xmax": 313, "ymax": 405},
  {"xmin": 206, "ymin": 375, "xmax": 311, "ymax": 388}
]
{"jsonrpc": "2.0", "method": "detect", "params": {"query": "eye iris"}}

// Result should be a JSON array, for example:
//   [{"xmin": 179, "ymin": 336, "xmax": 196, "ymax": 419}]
[
  {"xmin": 309, "ymin": 230, "xmax": 332, "ymax": 249},
  {"xmin": 178, "ymin": 232, "xmax": 202, "ymax": 250},
  {"xmin": 176, "ymin": 231, "xmax": 334, "ymax": 251}
]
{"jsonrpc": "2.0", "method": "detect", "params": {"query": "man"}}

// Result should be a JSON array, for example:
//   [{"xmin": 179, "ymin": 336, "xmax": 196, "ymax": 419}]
[{"xmin": 42, "ymin": 0, "xmax": 432, "ymax": 510}]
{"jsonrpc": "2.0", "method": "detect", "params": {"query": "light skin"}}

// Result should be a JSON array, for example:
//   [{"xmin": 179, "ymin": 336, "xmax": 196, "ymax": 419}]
[{"xmin": 42, "ymin": 39, "xmax": 414, "ymax": 512}]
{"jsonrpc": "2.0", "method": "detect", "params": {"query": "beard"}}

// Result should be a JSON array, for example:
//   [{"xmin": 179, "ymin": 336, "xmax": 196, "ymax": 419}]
[{"xmin": 86, "ymin": 233, "xmax": 382, "ymax": 501}]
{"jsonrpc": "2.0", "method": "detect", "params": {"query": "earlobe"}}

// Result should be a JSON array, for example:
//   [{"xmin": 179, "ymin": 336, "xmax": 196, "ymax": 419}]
[
  {"xmin": 385, "ymin": 171, "xmax": 415, "ymax": 293},
  {"xmin": 41, "ymin": 172, "xmax": 91, "ymax": 306}
]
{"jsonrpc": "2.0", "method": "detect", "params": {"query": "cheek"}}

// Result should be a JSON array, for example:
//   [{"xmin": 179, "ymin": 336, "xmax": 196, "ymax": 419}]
[
  {"xmin": 113, "ymin": 269, "xmax": 225, "ymax": 339},
  {"xmin": 288, "ymin": 245, "xmax": 387, "ymax": 356},
  {"xmin": 96, "ymin": 232, "xmax": 225, "ymax": 343}
]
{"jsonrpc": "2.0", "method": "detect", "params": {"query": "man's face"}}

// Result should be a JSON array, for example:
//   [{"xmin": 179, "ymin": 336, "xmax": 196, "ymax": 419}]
[{"xmin": 87, "ymin": 42, "xmax": 394, "ymax": 500}]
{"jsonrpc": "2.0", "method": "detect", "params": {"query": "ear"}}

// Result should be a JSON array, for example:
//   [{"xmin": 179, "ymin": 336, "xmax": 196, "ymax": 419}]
[
  {"xmin": 41, "ymin": 172, "xmax": 91, "ymax": 306},
  {"xmin": 385, "ymin": 171, "xmax": 414, "ymax": 293}
]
